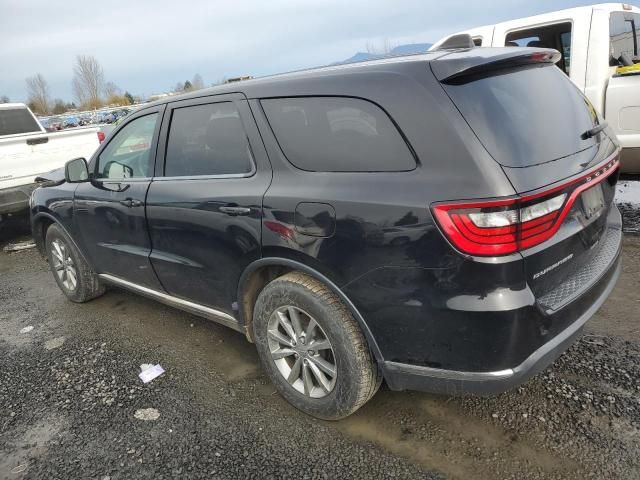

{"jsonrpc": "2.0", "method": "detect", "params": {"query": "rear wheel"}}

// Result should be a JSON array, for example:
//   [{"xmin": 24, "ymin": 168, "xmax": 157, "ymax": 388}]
[
  {"xmin": 45, "ymin": 224, "xmax": 105, "ymax": 303},
  {"xmin": 253, "ymin": 272, "xmax": 380, "ymax": 420}
]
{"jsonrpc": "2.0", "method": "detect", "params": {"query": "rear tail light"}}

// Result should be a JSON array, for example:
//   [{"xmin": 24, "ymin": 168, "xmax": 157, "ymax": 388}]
[
  {"xmin": 432, "ymin": 155, "xmax": 619, "ymax": 256},
  {"xmin": 97, "ymin": 131, "xmax": 105, "ymax": 143}
]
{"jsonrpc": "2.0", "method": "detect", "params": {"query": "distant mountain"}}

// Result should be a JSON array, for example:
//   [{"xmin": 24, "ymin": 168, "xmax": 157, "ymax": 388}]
[{"xmin": 336, "ymin": 43, "xmax": 433, "ymax": 65}]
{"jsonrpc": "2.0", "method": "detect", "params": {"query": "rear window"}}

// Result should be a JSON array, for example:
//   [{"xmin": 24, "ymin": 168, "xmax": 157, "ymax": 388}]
[
  {"xmin": 261, "ymin": 97, "xmax": 416, "ymax": 172},
  {"xmin": 0, "ymin": 108, "xmax": 42, "ymax": 136},
  {"xmin": 610, "ymin": 12, "xmax": 640, "ymax": 64},
  {"xmin": 441, "ymin": 65, "xmax": 599, "ymax": 168}
]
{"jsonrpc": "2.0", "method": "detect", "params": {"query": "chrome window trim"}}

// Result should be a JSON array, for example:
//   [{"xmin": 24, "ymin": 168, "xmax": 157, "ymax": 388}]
[
  {"xmin": 92, "ymin": 177, "xmax": 153, "ymax": 183},
  {"xmin": 152, "ymin": 172, "xmax": 254, "ymax": 181}
]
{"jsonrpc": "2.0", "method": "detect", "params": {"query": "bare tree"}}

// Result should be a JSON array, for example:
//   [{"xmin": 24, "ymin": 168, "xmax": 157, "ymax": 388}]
[
  {"xmin": 72, "ymin": 55, "xmax": 104, "ymax": 109},
  {"xmin": 191, "ymin": 73, "xmax": 204, "ymax": 90},
  {"xmin": 211, "ymin": 76, "xmax": 229, "ymax": 86},
  {"xmin": 172, "ymin": 81, "xmax": 184, "ymax": 93},
  {"xmin": 103, "ymin": 81, "xmax": 121, "ymax": 99},
  {"xmin": 0, "ymin": 95, "xmax": 9, "ymax": 103},
  {"xmin": 365, "ymin": 38, "xmax": 395, "ymax": 55},
  {"xmin": 25, "ymin": 73, "xmax": 51, "ymax": 114},
  {"xmin": 52, "ymin": 99, "xmax": 67, "ymax": 115}
]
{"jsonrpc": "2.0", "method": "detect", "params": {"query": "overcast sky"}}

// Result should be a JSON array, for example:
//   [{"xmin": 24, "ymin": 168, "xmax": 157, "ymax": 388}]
[{"xmin": 1, "ymin": 0, "xmax": 600, "ymax": 102}]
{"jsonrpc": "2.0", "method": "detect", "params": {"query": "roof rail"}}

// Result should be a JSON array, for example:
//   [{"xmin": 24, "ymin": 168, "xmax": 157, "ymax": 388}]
[
  {"xmin": 432, "ymin": 34, "xmax": 475, "ymax": 51},
  {"xmin": 225, "ymin": 76, "xmax": 253, "ymax": 84}
]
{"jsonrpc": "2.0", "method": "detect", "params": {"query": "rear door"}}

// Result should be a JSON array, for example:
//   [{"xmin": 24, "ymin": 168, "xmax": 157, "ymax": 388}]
[{"xmin": 146, "ymin": 93, "xmax": 271, "ymax": 313}]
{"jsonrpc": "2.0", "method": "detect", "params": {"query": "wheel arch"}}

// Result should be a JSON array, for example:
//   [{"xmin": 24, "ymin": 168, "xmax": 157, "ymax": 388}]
[
  {"xmin": 32, "ymin": 212, "xmax": 94, "ymax": 271},
  {"xmin": 237, "ymin": 257, "xmax": 385, "ymax": 364}
]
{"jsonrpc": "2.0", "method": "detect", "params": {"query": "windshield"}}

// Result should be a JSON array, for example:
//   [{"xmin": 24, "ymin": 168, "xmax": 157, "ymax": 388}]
[{"xmin": 441, "ymin": 64, "xmax": 600, "ymax": 168}]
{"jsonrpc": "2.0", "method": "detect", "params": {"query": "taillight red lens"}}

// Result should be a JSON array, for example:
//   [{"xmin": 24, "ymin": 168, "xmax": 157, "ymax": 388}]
[
  {"xmin": 97, "ymin": 131, "xmax": 106, "ymax": 143},
  {"xmin": 432, "ymin": 155, "xmax": 619, "ymax": 256}
]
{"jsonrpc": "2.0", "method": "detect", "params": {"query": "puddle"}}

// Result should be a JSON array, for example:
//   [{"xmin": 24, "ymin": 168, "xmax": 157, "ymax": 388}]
[
  {"xmin": 69, "ymin": 291, "xmax": 260, "ymax": 384},
  {"xmin": 333, "ymin": 391, "xmax": 579, "ymax": 480},
  {"xmin": 0, "ymin": 414, "xmax": 67, "ymax": 478},
  {"xmin": 615, "ymin": 180, "xmax": 640, "ymax": 205},
  {"xmin": 616, "ymin": 180, "xmax": 640, "ymax": 234}
]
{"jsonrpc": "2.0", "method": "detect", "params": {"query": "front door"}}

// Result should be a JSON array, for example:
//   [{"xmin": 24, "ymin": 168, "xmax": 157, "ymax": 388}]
[
  {"xmin": 146, "ymin": 94, "xmax": 272, "ymax": 313},
  {"xmin": 74, "ymin": 107, "xmax": 164, "ymax": 288}
]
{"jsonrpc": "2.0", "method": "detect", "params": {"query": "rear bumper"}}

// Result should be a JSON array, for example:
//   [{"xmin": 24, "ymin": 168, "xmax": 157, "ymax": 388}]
[
  {"xmin": 0, "ymin": 183, "xmax": 38, "ymax": 216},
  {"xmin": 382, "ymin": 247, "xmax": 622, "ymax": 395}
]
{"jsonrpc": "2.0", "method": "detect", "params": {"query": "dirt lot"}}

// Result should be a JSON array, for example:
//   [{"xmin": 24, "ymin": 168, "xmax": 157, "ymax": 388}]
[{"xmin": 0, "ymin": 215, "xmax": 639, "ymax": 480}]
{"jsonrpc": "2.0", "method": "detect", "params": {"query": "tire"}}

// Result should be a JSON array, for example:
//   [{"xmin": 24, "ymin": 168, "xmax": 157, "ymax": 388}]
[
  {"xmin": 45, "ymin": 223, "xmax": 105, "ymax": 303},
  {"xmin": 253, "ymin": 271, "xmax": 380, "ymax": 420}
]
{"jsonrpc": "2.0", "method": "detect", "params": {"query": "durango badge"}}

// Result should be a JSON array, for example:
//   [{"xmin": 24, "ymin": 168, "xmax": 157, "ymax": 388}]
[{"xmin": 533, "ymin": 254, "xmax": 575, "ymax": 280}]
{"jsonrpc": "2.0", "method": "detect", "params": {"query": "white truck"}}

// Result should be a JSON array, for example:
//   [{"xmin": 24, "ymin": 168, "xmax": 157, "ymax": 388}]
[
  {"xmin": 431, "ymin": 3, "xmax": 640, "ymax": 173},
  {"xmin": 0, "ymin": 103, "xmax": 103, "ymax": 219}
]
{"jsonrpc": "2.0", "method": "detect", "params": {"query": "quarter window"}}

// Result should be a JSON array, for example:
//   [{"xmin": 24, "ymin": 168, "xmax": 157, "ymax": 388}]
[
  {"xmin": 261, "ymin": 97, "xmax": 416, "ymax": 172},
  {"xmin": 164, "ymin": 102, "xmax": 253, "ymax": 177},
  {"xmin": 96, "ymin": 113, "xmax": 158, "ymax": 179}
]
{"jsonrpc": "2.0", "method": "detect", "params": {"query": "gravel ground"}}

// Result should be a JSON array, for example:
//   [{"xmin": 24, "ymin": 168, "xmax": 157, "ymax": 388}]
[
  {"xmin": 1, "ymin": 209, "xmax": 639, "ymax": 480},
  {"xmin": 616, "ymin": 178, "xmax": 640, "ymax": 234}
]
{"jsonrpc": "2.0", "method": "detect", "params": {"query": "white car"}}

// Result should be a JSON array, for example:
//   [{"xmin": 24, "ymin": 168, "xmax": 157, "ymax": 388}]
[
  {"xmin": 432, "ymin": 3, "xmax": 640, "ymax": 173},
  {"xmin": 0, "ymin": 103, "xmax": 103, "ymax": 219}
]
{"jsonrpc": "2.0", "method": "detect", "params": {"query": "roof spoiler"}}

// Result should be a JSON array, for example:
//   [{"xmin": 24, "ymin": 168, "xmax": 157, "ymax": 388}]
[
  {"xmin": 431, "ymin": 48, "xmax": 561, "ymax": 83},
  {"xmin": 432, "ymin": 34, "xmax": 475, "ymax": 51}
]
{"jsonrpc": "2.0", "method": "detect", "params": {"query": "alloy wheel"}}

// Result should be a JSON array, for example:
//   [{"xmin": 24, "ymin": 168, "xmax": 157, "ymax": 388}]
[
  {"xmin": 50, "ymin": 239, "xmax": 77, "ymax": 291},
  {"xmin": 267, "ymin": 306, "xmax": 337, "ymax": 398}
]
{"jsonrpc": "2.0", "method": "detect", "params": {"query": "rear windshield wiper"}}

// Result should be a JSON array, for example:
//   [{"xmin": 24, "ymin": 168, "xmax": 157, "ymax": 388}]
[{"xmin": 581, "ymin": 121, "xmax": 608, "ymax": 140}]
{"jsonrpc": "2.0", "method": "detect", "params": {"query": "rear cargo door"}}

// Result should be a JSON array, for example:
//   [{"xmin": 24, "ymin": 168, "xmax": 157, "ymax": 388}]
[{"xmin": 432, "ymin": 51, "xmax": 621, "ymax": 310}]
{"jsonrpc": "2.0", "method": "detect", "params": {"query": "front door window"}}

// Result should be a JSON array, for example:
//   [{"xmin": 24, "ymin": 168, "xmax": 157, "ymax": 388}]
[{"xmin": 96, "ymin": 113, "xmax": 158, "ymax": 179}]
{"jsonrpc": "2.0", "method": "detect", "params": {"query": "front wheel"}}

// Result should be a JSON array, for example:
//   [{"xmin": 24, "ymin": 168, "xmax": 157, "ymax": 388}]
[
  {"xmin": 253, "ymin": 272, "xmax": 381, "ymax": 420},
  {"xmin": 45, "ymin": 224, "xmax": 105, "ymax": 303}
]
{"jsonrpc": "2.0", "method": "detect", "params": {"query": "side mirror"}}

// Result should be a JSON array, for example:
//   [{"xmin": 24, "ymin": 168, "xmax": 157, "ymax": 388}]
[{"xmin": 65, "ymin": 157, "xmax": 89, "ymax": 183}]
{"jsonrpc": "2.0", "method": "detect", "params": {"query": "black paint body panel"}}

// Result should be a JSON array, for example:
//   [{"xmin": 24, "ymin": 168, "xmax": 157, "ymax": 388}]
[{"xmin": 30, "ymin": 49, "xmax": 622, "ymax": 394}]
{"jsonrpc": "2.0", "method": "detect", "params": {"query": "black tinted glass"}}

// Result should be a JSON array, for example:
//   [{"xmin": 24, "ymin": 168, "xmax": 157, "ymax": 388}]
[
  {"xmin": 0, "ymin": 108, "xmax": 42, "ymax": 135},
  {"xmin": 262, "ymin": 97, "xmax": 415, "ymax": 172},
  {"xmin": 442, "ymin": 65, "xmax": 599, "ymax": 168},
  {"xmin": 165, "ymin": 102, "xmax": 253, "ymax": 177}
]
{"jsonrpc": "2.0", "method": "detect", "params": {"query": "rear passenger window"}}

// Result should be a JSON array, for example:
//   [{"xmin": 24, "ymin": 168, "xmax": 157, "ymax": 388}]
[
  {"xmin": 164, "ymin": 102, "xmax": 253, "ymax": 177},
  {"xmin": 261, "ymin": 97, "xmax": 416, "ymax": 172}
]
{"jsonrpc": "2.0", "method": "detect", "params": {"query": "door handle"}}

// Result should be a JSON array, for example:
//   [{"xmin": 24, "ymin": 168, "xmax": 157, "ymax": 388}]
[
  {"xmin": 219, "ymin": 206, "xmax": 251, "ymax": 216},
  {"xmin": 27, "ymin": 137, "xmax": 49, "ymax": 146},
  {"xmin": 120, "ymin": 198, "xmax": 143, "ymax": 208}
]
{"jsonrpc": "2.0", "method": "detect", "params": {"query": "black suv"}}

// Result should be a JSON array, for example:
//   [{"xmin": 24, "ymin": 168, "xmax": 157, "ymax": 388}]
[{"xmin": 31, "ymin": 46, "xmax": 622, "ymax": 420}]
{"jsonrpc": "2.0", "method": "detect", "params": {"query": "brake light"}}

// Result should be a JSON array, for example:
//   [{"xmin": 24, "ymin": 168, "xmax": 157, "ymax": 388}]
[
  {"xmin": 97, "ymin": 131, "xmax": 105, "ymax": 143},
  {"xmin": 432, "ymin": 155, "xmax": 619, "ymax": 256}
]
